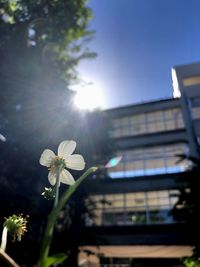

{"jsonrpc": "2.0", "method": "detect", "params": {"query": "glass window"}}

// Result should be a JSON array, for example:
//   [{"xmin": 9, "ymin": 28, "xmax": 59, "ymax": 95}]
[
  {"xmin": 159, "ymin": 198, "xmax": 170, "ymax": 206},
  {"xmin": 147, "ymin": 122, "xmax": 156, "ymax": 133},
  {"xmin": 126, "ymin": 150, "xmax": 135, "ymax": 160},
  {"xmin": 121, "ymin": 127, "xmax": 130, "ymax": 136},
  {"xmin": 183, "ymin": 75, "xmax": 200, "ymax": 86},
  {"xmin": 155, "ymin": 121, "xmax": 165, "ymax": 132},
  {"xmin": 154, "ymin": 111, "xmax": 163, "ymax": 120},
  {"xmin": 164, "ymin": 109, "xmax": 174, "ymax": 119},
  {"xmin": 165, "ymin": 120, "xmax": 176, "ymax": 130},
  {"xmin": 110, "ymin": 108, "xmax": 184, "ymax": 138},
  {"xmin": 114, "ymin": 162, "xmax": 124, "ymax": 172},
  {"xmin": 146, "ymin": 159, "xmax": 159, "ymax": 169},
  {"xmin": 137, "ymin": 113, "xmax": 146, "ymax": 123},
  {"xmin": 147, "ymin": 198, "xmax": 158, "ymax": 206},
  {"xmin": 157, "ymin": 191, "xmax": 168, "ymax": 198},
  {"xmin": 147, "ymin": 191, "xmax": 157, "ymax": 198},
  {"xmin": 86, "ymin": 190, "xmax": 179, "ymax": 226},
  {"xmin": 109, "ymin": 143, "xmax": 189, "ymax": 178},
  {"xmin": 112, "ymin": 200, "xmax": 124, "ymax": 208},
  {"xmin": 125, "ymin": 162, "xmax": 134, "ymax": 171},
  {"xmin": 134, "ymin": 198, "xmax": 145, "ymax": 206},
  {"xmin": 133, "ymin": 160, "xmax": 144, "ymax": 170},
  {"xmin": 176, "ymin": 113, "xmax": 184, "ymax": 128},
  {"xmin": 134, "ymin": 192, "xmax": 145, "ymax": 199},
  {"xmin": 112, "ymin": 118, "xmax": 121, "ymax": 128},
  {"xmin": 137, "ymin": 123, "xmax": 147, "ymax": 134},
  {"xmin": 121, "ymin": 116, "xmax": 129, "ymax": 126},
  {"xmin": 166, "ymin": 158, "xmax": 177, "ymax": 167},
  {"xmin": 129, "ymin": 115, "xmax": 138, "ymax": 124},
  {"xmin": 192, "ymin": 107, "xmax": 200, "ymax": 120}
]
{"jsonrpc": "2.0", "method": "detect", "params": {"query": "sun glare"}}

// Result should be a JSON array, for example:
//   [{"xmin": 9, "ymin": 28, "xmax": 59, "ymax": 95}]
[{"xmin": 73, "ymin": 85, "xmax": 104, "ymax": 110}]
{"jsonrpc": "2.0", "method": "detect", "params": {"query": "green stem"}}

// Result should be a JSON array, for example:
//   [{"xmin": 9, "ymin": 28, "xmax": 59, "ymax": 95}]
[
  {"xmin": 53, "ymin": 165, "xmax": 62, "ymax": 208},
  {"xmin": 0, "ymin": 227, "xmax": 8, "ymax": 252},
  {"xmin": 37, "ymin": 167, "xmax": 97, "ymax": 267},
  {"xmin": 0, "ymin": 249, "xmax": 20, "ymax": 267}
]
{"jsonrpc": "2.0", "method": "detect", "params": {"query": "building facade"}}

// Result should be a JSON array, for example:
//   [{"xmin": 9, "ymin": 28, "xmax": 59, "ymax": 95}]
[{"xmin": 78, "ymin": 61, "xmax": 200, "ymax": 267}]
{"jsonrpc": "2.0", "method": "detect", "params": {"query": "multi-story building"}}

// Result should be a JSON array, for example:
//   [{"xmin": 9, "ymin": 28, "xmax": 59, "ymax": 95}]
[{"xmin": 78, "ymin": 61, "xmax": 200, "ymax": 267}]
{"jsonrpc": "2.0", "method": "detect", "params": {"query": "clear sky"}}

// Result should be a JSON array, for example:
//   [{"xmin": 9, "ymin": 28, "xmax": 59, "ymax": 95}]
[{"xmin": 77, "ymin": 0, "xmax": 200, "ymax": 109}]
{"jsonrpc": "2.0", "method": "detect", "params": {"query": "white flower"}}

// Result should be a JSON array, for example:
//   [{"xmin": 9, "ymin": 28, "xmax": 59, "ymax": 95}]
[{"xmin": 39, "ymin": 140, "xmax": 85, "ymax": 186}]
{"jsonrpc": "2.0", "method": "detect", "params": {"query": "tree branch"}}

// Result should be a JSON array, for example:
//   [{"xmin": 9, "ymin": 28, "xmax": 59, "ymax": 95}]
[{"xmin": 0, "ymin": 249, "xmax": 20, "ymax": 267}]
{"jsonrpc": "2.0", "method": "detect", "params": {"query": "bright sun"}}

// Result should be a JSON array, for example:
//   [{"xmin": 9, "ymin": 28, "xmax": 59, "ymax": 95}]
[{"xmin": 73, "ymin": 85, "xmax": 104, "ymax": 110}]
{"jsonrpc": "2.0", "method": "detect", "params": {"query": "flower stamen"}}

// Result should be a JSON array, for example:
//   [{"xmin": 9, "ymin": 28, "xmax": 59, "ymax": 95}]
[{"xmin": 48, "ymin": 156, "xmax": 66, "ymax": 172}]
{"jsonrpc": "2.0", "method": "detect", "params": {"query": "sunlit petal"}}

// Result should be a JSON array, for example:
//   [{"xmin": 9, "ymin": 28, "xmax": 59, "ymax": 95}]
[
  {"xmin": 65, "ymin": 154, "xmax": 85, "ymax": 170},
  {"xmin": 58, "ymin": 140, "xmax": 76, "ymax": 157},
  {"xmin": 48, "ymin": 171, "xmax": 57, "ymax": 186},
  {"xmin": 39, "ymin": 149, "xmax": 55, "ymax": 167},
  {"xmin": 60, "ymin": 169, "xmax": 75, "ymax": 185}
]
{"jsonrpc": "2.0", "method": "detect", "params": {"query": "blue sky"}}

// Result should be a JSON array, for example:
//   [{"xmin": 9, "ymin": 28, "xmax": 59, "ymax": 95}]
[{"xmin": 78, "ymin": 0, "xmax": 200, "ymax": 109}]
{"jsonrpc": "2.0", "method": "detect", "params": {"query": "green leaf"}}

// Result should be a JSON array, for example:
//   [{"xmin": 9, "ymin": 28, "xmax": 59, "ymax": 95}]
[
  {"xmin": 45, "ymin": 253, "xmax": 67, "ymax": 267},
  {"xmin": 37, "ymin": 167, "xmax": 98, "ymax": 267}
]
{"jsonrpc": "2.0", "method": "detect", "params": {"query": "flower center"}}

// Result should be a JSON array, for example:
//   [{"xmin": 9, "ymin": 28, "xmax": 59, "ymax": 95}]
[{"xmin": 49, "ymin": 156, "xmax": 66, "ymax": 172}]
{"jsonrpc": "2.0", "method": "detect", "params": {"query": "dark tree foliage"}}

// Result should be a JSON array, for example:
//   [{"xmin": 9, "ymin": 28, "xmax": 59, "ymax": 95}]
[
  {"xmin": 171, "ymin": 156, "xmax": 200, "ymax": 260},
  {"xmin": 0, "ymin": 1, "xmax": 113, "ymax": 266},
  {"xmin": 0, "ymin": 0, "xmax": 96, "ymax": 147},
  {"xmin": 0, "ymin": 0, "xmax": 95, "ymax": 80}
]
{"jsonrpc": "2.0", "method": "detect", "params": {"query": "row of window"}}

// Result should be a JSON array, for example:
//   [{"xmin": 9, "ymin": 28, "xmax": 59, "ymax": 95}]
[
  {"xmin": 110, "ymin": 108, "xmax": 184, "ymax": 138},
  {"xmin": 108, "ymin": 143, "xmax": 189, "ymax": 178},
  {"xmin": 85, "ymin": 190, "xmax": 179, "ymax": 226},
  {"xmin": 110, "ymin": 104, "xmax": 200, "ymax": 138},
  {"xmin": 192, "ymin": 106, "xmax": 200, "ymax": 120}
]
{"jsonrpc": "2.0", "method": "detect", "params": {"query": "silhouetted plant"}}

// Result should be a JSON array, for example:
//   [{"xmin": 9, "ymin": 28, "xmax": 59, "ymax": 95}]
[{"xmin": 172, "ymin": 153, "xmax": 200, "ymax": 265}]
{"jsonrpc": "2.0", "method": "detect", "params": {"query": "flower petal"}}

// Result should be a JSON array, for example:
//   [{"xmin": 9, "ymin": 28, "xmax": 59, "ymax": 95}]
[
  {"xmin": 39, "ymin": 149, "xmax": 55, "ymax": 167},
  {"xmin": 65, "ymin": 154, "xmax": 85, "ymax": 170},
  {"xmin": 60, "ymin": 169, "xmax": 75, "ymax": 185},
  {"xmin": 48, "ymin": 171, "xmax": 57, "ymax": 186},
  {"xmin": 58, "ymin": 140, "xmax": 76, "ymax": 158}
]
